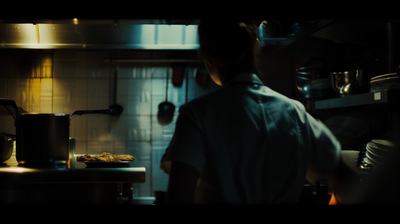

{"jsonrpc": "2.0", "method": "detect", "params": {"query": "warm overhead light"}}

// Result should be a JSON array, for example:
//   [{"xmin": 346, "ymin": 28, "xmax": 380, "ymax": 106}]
[{"xmin": 73, "ymin": 18, "xmax": 78, "ymax": 25}]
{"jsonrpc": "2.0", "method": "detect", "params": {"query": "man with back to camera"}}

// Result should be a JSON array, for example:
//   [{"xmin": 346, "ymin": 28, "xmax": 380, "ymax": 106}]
[{"xmin": 160, "ymin": 19, "xmax": 362, "ymax": 204}]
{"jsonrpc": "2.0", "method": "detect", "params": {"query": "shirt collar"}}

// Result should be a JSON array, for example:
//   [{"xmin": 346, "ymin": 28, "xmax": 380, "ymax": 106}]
[{"xmin": 225, "ymin": 73, "xmax": 263, "ymax": 86}]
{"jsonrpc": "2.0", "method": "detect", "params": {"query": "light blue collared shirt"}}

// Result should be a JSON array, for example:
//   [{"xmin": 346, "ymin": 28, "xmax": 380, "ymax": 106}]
[{"xmin": 162, "ymin": 73, "xmax": 341, "ymax": 204}]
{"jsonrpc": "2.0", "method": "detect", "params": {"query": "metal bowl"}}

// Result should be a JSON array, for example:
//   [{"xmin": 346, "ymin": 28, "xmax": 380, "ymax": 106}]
[
  {"xmin": 295, "ymin": 75, "xmax": 312, "ymax": 98},
  {"xmin": 330, "ymin": 70, "xmax": 364, "ymax": 97}
]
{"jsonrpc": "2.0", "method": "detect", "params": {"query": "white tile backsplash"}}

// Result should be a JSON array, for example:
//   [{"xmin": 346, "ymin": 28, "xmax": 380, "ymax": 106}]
[
  {"xmin": 87, "ymin": 114, "xmax": 112, "ymax": 141},
  {"xmin": 20, "ymin": 78, "xmax": 41, "ymax": 113},
  {"xmin": 108, "ymin": 115, "xmax": 128, "ymax": 141},
  {"xmin": 75, "ymin": 140, "xmax": 87, "ymax": 154},
  {"xmin": 113, "ymin": 141, "xmax": 128, "ymax": 154},
  {"xmin": 87, "ymin": 51, "xmax": 111, "ymax": 79},
  {"xmin": 88, "ymin": 79, "xmax": 110, "ymax": 109},
  {"xmin": 128, "ymin": 79, "xmax": 152, "ymax": 115},
  {"xmin": 87, "ymin": 140, "xmax": 114, "ymax": 154},
  {"xmin": 0, "ymin": 50, "xmax": 221, "ymax": 197},
  {"xmin": 53, "ymin": 78, "xmax": 88, "ymax": 114},
  {"xmin": 151, "ymin": 67, "xmax": 169, "ymax": 79},
  {"xmin": 127, "ymin": 115, "xmax": 151, "ymax": 141},
  {"xmin": 70, "ymin": 115, "xmax": 87, "ymax": 141},
  {"xmin": 53, "ymin": 51, "xmax": 88, "ymax": 78},
  {"xmin": 40, "ymin": 78, "xmax": 53, "ymax": 113}
]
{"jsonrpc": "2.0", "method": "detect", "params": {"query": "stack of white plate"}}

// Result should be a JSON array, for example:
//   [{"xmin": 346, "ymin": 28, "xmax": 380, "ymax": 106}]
[
  {"xmin": 370, "ymin": 73, "xmax": 400, "ymax": 92},
  {"xmin": 363, "ymin": 139, "xmax": 398, "ymax": 167},
  {"xmin": 341, "ymin": 150, "xmax": 360, "ymax": 167}
]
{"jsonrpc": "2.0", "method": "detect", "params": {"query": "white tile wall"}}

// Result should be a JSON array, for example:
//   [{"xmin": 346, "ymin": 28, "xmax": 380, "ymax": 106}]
[{"xmin": 0, "ymin": 50, "xmax": 221, "ymax": 197}]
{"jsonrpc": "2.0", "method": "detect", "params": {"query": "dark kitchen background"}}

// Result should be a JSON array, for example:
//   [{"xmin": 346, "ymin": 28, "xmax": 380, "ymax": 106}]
[{"xmin": 1, "ymin": 19, "xmax": 399, "ymax": 202}]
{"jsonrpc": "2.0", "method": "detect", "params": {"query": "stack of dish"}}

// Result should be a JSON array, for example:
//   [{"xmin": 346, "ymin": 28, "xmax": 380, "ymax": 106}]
[
  {"xmin": 363, "ymin": 139, "xmax": 398, "ymax": 168},
  {"xmin": 370, "ymin": 73, "xmax": 400, "ymax": 92},
  {"xmin": 341, "ymin": 150, "xmax": 360, "ymax": 167}
]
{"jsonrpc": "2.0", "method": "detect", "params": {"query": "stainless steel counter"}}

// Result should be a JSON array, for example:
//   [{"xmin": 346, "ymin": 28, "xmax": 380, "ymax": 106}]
[{"xmin": 0, "ymin": 159, "xmax": 146, "ymax": 204}]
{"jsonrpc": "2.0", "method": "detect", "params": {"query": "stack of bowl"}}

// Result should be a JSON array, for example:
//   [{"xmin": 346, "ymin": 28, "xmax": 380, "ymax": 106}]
[
  {"xmin": 370, "ymin": 73, "xmax": 400, "ymax": 92},
  {"xmin": 363, "ymin": 139, "xmax": 398, "ymax": 168},
  {"xmin": 295, "ymin": 66, "xmax": 313, "ymax": 98},
  {"xmin": 295, "ymin": 65, "xmax": 334, "ymax": 99},
  {"xmin": 341, "ymin": 150, "xmax": 360, "ymax": 167}
]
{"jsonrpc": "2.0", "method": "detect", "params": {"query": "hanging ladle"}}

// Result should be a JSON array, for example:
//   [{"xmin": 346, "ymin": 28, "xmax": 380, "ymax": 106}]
[
  {"xmin": 179, "ymin": 68, "xmax": 189, "ymax": 113},
  {"xmin": 157, "ymin": 67, "xmax": 175, "ymax": 125},
  {"xmin": 109, "ymin": 66, "xmax": 124, "ymax": 116}
]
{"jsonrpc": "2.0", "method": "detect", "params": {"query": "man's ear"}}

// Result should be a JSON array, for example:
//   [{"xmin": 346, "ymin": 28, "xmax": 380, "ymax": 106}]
[{"xmin": 202, "ymin": 51, "xmax": 214, "ymax": 67}]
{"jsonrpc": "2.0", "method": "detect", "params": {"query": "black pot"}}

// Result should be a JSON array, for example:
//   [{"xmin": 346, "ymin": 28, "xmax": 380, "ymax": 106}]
[
  {"xmin": 16, "ymin": 109, "xmax": 112, "ymax": 168},
  {"xmin": 16, "ymin": 114, "xmax": 70, "ymax": 167},
  {"xmin": 1, "ymin": 98, "xmax": 115, "ymax": 168}
]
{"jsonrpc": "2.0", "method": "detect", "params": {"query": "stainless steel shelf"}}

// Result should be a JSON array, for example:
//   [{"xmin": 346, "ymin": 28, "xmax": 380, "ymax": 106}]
[{"xmin": 310, "ymin": 89, "xmax": 400, "ymax": 111}]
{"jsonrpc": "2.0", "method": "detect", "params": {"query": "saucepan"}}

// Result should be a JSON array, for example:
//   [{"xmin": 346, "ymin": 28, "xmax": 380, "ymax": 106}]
[{"xmin": 0, "ymin": 98, "xmax": 122, "ymax": 167}]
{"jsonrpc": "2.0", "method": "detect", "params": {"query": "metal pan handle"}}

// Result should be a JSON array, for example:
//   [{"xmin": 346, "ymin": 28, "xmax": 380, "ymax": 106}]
[
  {"xmin": 0, "ymin": 98, "xmax": 20, "ymax": 120},
  {"xmin": 71, "ymin": 109, "xmax": 111, "ymax": 116},
  {"xmin": 69, "ymin": 109, "xmax": 111, "ymax": 123}
]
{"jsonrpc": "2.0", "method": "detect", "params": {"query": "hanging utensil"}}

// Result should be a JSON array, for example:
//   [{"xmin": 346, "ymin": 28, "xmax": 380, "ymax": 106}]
[
  {"xmin": 172, "ymin": 63, "xmax": 185, "ymax": 87},
  {"xmin": 107, "ymin": 66, "xmax": 124, "ymax": 133},
  {"xmin": 157, "ymin": 67, "xmax": 176, "ymax": 125},
  {"xmin": 109, "ymin": 66, "xmax": 124, "ymax": 116},
  {"xmin": 179, "ymin": 68, "xmax": 189, "ymax": 113}
]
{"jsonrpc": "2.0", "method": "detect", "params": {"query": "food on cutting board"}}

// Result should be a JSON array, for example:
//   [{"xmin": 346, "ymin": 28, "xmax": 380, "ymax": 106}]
[{"xmin": 77, "ymin": 152, "xmax": 134, "ymax": 162}]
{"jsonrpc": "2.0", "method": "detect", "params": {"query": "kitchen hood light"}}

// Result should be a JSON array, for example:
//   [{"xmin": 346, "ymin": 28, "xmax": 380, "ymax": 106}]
[{"xmin": 0, "ymin": 24, "xmax": 199, "ymax": 49}]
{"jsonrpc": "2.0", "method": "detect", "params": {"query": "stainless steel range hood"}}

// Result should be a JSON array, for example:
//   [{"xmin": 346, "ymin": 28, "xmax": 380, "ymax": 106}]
[{"xmin": 0, "ymin": 19, "xmax": 200, "ymax": 50}]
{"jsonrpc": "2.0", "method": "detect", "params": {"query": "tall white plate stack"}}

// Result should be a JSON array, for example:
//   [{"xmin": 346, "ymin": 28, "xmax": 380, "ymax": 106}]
[
  {"xmin": 363, "ymin": 139, "xmax": 398, "ymax": 168},
  {"xmin": 341, "ymin": 150, "xmax": 360, "ymax": 167}
]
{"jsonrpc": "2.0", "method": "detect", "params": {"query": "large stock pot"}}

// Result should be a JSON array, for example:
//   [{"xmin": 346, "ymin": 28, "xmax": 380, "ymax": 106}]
[{"xmin": 0, "ymin": 98, "xmax": 122, "ymax": 168}]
